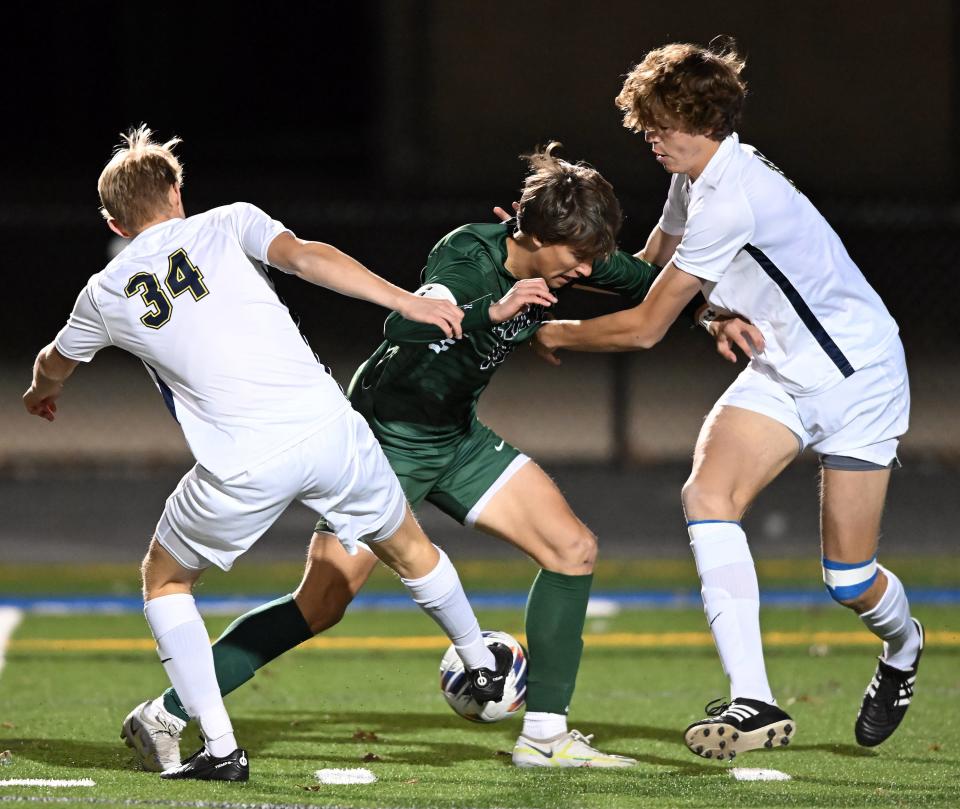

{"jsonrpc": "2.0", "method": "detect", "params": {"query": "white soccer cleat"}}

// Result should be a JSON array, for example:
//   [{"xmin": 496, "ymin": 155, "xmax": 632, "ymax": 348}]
[
  {"xmin": 512, "ymin": 729, "xmax": 637, "ymax": 768},
  {"xmin": 120, "ymin": 698, "xmax": 186, "ymax": 772}
]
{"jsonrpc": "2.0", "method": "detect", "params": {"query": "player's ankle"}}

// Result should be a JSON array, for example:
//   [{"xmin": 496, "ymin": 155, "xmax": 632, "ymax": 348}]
[{"xmin": 522, "ymin": 711, "xmax": 567, "ymax": 740}]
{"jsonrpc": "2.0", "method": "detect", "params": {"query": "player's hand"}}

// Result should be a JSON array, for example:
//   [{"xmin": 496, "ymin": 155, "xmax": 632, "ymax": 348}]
[
  {"xmin": 710, "ymin": 316, "xmax": 765, "ymax": 362},
  {"xmin": 23, "ymin": 387, "xmax": 60, "ymax": 421},
  {"xmin": 530, "ymin": 321, "xmax": 563, "ymax": 366},
  {"xmin": 489, "ymin": 279, "xmax": 557, "ymax": 324},
  {"xmin": 397, "ymin": 293, "xmax": 464, "ymax": 339},
  {"xmin": 492, "ymin": 202, "xmax": 520, "ymax": 223}
]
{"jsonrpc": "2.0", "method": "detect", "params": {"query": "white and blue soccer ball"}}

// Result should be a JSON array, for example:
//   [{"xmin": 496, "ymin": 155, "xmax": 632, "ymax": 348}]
[{"xmin": 439, "ymin": 630, "xmax": 527, "ymax": 723}]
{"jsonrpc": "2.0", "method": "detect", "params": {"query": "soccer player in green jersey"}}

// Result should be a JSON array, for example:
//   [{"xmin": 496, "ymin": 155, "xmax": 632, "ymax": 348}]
[{"xmin": 124, "ymin": 144, "xmax": 659, "ymax": 769}]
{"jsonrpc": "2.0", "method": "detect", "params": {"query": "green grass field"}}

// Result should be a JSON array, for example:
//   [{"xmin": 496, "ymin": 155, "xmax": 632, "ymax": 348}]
[{"xmin": 1, "ymin": 561, "xmax": 958, "ymax": 808}]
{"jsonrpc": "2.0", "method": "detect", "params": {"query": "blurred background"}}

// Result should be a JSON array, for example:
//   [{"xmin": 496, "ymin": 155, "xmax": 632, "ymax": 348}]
[{"xmin": 1, "ymin": 0, "xmax": 957, "ymax": 570}]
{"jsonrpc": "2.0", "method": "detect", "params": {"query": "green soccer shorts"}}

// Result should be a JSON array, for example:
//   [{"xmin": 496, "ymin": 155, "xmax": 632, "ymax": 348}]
[{"xmin": 315, "ymin": 417, "xmax": 528, "ymax": 533}]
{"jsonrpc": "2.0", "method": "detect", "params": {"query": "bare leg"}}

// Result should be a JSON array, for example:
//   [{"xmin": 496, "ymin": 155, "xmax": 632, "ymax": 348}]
[
  {"xmin": 681, "ymin": 405, "xmax": 799, "ymax": 704},
  {"xmin": 141, "ymin": 538, "xmax": 237, "ymax": 756},
  {"xmin": 369, "ymin": 505, "xmax": 494, "ymax": 672},
  {"xmin": 476, "ymin": 461, "xmax": 602, "ymax": 745},
  {"xmin": 294, "ymin": 532, "xmax": 378, "ymax": 633},
  {"xmin": 819, "ymin": 466, "xmax": 920, "ymax": 665}
]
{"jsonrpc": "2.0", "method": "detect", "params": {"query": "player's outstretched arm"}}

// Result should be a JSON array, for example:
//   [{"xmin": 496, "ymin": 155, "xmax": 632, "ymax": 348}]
[
  {"xmin": 267, "ymin": 233, "xmax": 464, "ymax": 339},
  {"xmin": 23, "ymin": 343, "xmax": 79, "ymax": 422},
  {"xmin": 532, "ymin": 263, "xmax": 701, "ymax": 363}
]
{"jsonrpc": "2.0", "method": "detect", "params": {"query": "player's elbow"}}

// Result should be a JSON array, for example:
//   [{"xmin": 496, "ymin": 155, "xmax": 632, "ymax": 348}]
[{"xmin": 628, "ymin": 324, "xmax": 667, "ymax": 350}]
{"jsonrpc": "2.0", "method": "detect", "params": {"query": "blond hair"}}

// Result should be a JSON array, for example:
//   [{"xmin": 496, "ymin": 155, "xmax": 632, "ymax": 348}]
[{"xmin": 98, "ymin": 125, "xmax": 183, "ymax": 232}]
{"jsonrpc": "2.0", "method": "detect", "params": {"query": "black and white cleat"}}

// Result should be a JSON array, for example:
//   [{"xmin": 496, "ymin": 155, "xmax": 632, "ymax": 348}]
[{"xmin": 684, "ymin": 697, "xmax": 795, "ymax": 760}]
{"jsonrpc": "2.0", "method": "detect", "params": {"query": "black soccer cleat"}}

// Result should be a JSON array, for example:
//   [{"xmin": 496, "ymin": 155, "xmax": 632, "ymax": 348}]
[
  {"xmin": 159, "ymin": 746, "xmax": 249, "ymax": 781},
  {"xmin": 684, "ymin": 697, "xmax": 795, "ymax": 761},
  {"xmin": 467, "ymin": 642, "xmax": 513, "ymax": 703},
  {"xmin": 855, "ymin": 618, "xmax": 924, "ymax": 747}
]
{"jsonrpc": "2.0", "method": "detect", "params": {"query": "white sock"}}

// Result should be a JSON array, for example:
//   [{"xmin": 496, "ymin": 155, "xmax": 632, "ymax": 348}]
[
  {"xmin": 859, "ymin": 566, "xmax": 920, "ymax": 670},
  {"xmin": 522, "ymin": 711, "xmax": 568, "ymax": 740},
  {"xmin": 689, "ymin": 521, "xmax": 774, "ymax": 704},
  {"xmin": 400, "ymin": 546, "xmax": 495, "ymax": 671},
  {"xmin": 143, "ymin": 593, "xmax": 237, "ymax": 757}
]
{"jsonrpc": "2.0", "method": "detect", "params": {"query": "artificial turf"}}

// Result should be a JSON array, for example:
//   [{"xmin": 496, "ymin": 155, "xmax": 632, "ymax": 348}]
[{"xmin": 1, "ymin": 602, "xmax": 957, "ymax": 809}]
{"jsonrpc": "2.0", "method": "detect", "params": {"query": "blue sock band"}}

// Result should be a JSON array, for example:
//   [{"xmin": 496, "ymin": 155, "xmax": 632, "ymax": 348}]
[{"xmin": 822, "ymin": 555, "xmax": 878, "ymax": 601}]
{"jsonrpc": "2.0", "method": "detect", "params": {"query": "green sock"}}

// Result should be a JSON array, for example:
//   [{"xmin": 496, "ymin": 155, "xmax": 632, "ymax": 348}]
[
  {"xmin": 523, "ymin": 569, "xmax": 593, "ymax": 714},
  {"xmin": 162, "ymin": 593, "xmax": 312, "ymax": 722}
]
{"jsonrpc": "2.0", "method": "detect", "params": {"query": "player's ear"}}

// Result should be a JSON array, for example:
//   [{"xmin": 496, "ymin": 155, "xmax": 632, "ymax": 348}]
[{"xmin": 106, "ymin": 217, "xmax": 131, "ymax": 239}]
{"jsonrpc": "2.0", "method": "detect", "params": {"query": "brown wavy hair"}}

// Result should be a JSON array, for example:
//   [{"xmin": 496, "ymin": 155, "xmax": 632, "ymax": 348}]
[
  {"xmin": 98, "ymin": 124, "xmax": 184, "ymax": 232},
  {"xmin": 616, "ymin": 41, "xmax": 747, "ymax": 141},
  {"xmin": 515, "ymin": 142, "xmax": 622, "ymax": 262}
]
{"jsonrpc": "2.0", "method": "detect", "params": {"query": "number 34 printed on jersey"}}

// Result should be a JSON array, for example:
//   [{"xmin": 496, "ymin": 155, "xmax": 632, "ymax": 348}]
[{"xmin": 124, "ymin": 248, "xmax": 209, "ymax": 328}]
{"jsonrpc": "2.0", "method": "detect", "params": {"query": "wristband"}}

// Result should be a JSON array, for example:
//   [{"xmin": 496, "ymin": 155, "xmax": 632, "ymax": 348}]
[{"xmin": 698, "ymin": 307, "xmax": 719, "ymax": 331}]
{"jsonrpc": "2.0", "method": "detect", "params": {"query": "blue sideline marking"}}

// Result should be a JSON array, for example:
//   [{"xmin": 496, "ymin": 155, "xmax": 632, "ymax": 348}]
[{"xmin": 2, "ymin": 589, "xmax": 959, "ymax": 614}]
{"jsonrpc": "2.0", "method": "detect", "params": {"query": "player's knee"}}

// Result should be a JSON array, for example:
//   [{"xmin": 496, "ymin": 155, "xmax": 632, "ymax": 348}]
[
  {"xmin": 823, "ymin": 555, "xmax": 879, "ymax": 610},
  {"xmin": 681, "ymin": 477, "xmax": 739, "ymax": 520},
  {"xmin": 542, "ymin": 524, "xmax": 597, "ymax": 575},
  {"xmin": 297, "ymin": 585, "xmax": 356, "ymax": 635}
]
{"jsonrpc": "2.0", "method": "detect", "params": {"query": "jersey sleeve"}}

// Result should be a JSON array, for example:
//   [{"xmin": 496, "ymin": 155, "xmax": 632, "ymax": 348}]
[
  {"xmin": 228, "ymin": 202, "xmax": 292, "ymax": 264},
  {"xmin": 581, "ymin": 251, "xmax": 660, "ymax": 304},
  {"xmin": 54, "ymin": 279, "xmax": 111, "ymax": 362},
  {"xmin": 383, "ymin": 247, "xmax": 495, "ymax": 344},
  {"xmin": 657, "ymin": 173, "xmax": 689, "ymax": 236},
  {"xmin": 671, "ymin": 189, "xmax": 755, "ymax": 282}
]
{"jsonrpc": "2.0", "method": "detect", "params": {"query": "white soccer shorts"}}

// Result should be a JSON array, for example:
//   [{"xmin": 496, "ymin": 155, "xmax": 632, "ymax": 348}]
[
  {"xmin": 715, "ymin": 338, "xmax": 910, "ymax": 466},
  {"xmin": 156, "ymin": 408, "xmax": 406, "ymax": 570}
]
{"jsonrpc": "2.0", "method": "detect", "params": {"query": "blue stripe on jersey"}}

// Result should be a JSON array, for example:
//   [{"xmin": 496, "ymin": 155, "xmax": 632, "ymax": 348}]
[
  {"xmin": 146, "ymin": 363, "xmax": 178, "ymax": 422},
  {"xmin": 742, "ymin": 244, "xmax": 854, "ymax": 377}
]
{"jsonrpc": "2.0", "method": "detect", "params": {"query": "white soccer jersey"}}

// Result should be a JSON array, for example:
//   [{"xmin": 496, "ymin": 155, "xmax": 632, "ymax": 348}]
[
  {"xmin": 55, "ymin": 203, "xmax": 349, "ymax": 479},
  {"xmin": 658, "ymin": 133, "xmax": 899, "ymax": 396}
]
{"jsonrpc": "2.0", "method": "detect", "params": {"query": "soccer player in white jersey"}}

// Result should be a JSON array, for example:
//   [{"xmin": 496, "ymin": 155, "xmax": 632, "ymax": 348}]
[
  {"xmin": 531, "ymin": 42, "xmax": 924, "ymax": 759},
  {"xmin": 22, "ymin": 126, "xmax": 515, "ymax": 782}
]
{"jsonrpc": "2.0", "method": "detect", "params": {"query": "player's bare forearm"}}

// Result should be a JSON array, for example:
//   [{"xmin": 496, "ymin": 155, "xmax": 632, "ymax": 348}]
[
  {"xmin": 268, "ymin": 234, "xmax": 463, "ymax": 338},
  {"xmin": 539, "ymin": 307, "xmax": 664, "ymax": 353},
  {"xmin": 278, "ymin": 239, "xmax": 406, "ymax": 309},
  {"xmin": 544, "ymin": 266, "xmax": 701, "ymax": 353},
  {"xmin": 23, "ymin": 343, "xmax": 78, "ymax": 421}
]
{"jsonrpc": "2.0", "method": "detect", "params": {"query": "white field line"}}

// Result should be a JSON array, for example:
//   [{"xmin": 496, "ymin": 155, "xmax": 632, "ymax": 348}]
[
  {"xmin": 729, "ymin": 767, "xmax": 792, "ymax": 781},
  {"xmin": 0, "ymin": 781, "xmax": 94, "ymax": 788},
  {"xmin": 0, "ymin": 607, "xmax": 23, "ymax": 679}
]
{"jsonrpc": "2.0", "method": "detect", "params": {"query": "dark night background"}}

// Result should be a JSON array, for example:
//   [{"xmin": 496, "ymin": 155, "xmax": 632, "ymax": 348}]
[{"xmin": 1, "ymin": 1, "xmax": 957, "ymax": 562}]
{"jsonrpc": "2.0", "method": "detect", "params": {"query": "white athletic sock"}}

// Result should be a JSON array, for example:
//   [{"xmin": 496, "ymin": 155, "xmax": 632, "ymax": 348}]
[
  {"xmin": 522, "ymin": 711, "xmax": 568, "ymax": 740},
  {"xmin": 400, "ymin": 546, "xmax": 495, "ymax": 671},
  {"xmin": 859, "ymin": 566, "xmax": 920, "ymax": 670},
  {"xmin": 143, "ymin": 593, "xmax": 237, "ymax": 757},
  {"xmin": 689, "ymin": 521, "xmax": 774, "ymax": 705}
]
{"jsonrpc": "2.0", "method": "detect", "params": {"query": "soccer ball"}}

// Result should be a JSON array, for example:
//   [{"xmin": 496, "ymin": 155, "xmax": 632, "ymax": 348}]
[{"xmin": 439, "ymin": 630, "xmax": 527, "ymax": 723}]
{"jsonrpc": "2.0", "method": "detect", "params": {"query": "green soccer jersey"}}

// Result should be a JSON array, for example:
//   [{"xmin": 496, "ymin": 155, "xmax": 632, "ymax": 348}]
[{"xmin": 347, "ymin": 221, "xmax": 658, "ymax": 438}]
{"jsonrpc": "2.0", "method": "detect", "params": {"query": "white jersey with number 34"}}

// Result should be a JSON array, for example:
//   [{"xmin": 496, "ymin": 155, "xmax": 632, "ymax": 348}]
[{"xmin": 55, "ymin": 202, "xmax": 349, "ymax": 479}]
